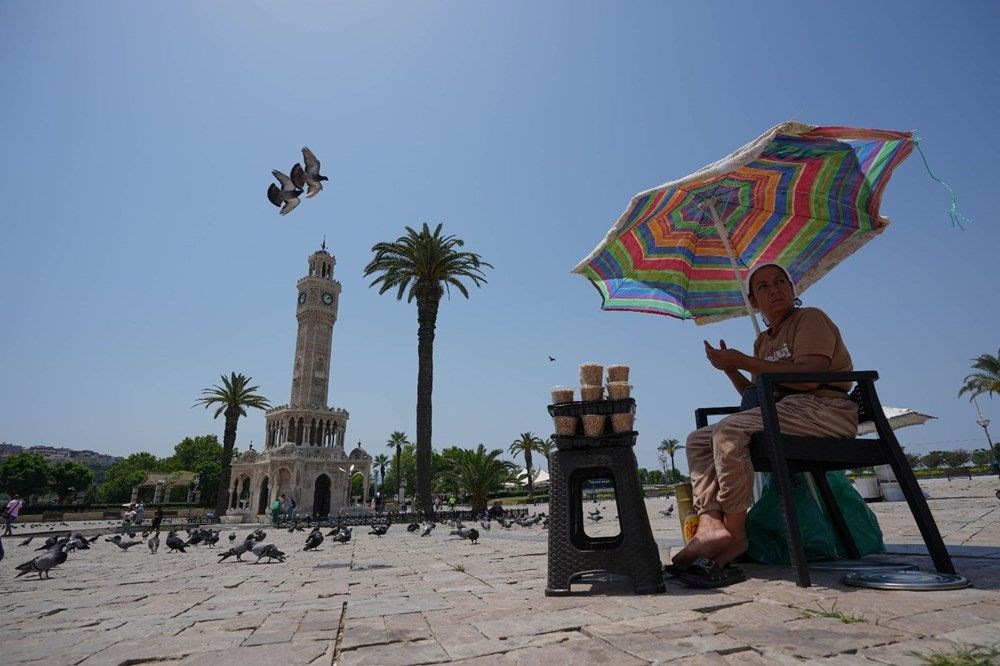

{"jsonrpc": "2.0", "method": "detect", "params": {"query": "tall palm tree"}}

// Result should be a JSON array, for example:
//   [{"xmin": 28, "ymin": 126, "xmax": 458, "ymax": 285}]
[
  {"xmin": 440, "ymin": 444, "xmax": 515, "ymax": 513},
  {"xmin": 508, "ymin": 432, "xmax": 545, "ymax": 501},
  {"xmin": 364, "ymin": 224, "xmax": 492, "ymax": 515},
  {"xmin": 194, "ymin": 372, "xmax": 270, "ymax": 516},
  {"xmin": 959, "ymin": 349, "xmax": 1000, "ymax": 400},
  {"xmin": 658, "ymin": 438, "xmax": 684, "ymax": 484},
  {"xmin": 385, "ymin": 431, "xmax": 410, "ymax": 502},
  {"xmin": 372, "ymin": 454, "xmax": 390, "ymax": 491}
]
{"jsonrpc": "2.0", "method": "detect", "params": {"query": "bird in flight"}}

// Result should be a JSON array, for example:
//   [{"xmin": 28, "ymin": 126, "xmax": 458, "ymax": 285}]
[
  {"xmin": 301, "ymin": 146, "xmax": 329, "ymax": 198},
  {"xmin": 548, "ymin": 356, "xmax": 556, "ymax": 362},
  {"xmin": 267, "ymin": 166, "xmax": 304, "ymax": 215}
]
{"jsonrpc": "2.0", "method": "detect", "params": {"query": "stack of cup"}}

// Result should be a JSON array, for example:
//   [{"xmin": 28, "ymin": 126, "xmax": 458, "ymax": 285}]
[
  {"xmin": 550, "ymin": 386, "xmax": 577, "ymax": 435},
  {"xmin": 607, "ymin": 365, "xmax": 634, "ymax": 432},
  {"xmin": 579, "ymin": 363, "xmax": 603, "ymax": 402}
]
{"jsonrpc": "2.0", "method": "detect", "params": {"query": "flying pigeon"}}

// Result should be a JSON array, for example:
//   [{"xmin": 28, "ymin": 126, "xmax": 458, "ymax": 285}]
[
  {"xmin": 165, "ymin": 531, "xmax": 187, "ymax": 553},
  {"xmin": 300, "ymin": 147, "xmax": 328, "ymax": 198},
  {"xmin": 267, "ymin": 168, "xmax": 304, "ymax": 215},
  {"xmin": 15, "ymin": 545, "xmax": 68, "ymax": 579},
  {"xmin": 548, "ymin": 356, "xmax": 556, "ymax": 362}
]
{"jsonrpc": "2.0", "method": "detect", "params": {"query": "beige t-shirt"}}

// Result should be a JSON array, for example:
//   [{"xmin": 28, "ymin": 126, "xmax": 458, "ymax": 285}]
[{"xmin": 752, "ymin": 307, "xmax": 853, "ymax": 397}]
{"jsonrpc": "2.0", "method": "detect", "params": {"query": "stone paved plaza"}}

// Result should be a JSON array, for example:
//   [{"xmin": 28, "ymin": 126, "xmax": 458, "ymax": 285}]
[{"xmin": 2, "ymin": 476, "xmax": 998, "ymax": 665}]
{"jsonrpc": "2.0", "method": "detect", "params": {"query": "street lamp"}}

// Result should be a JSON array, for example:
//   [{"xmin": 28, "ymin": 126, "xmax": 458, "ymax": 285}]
[{"xmin": 972, "ymin": 397, "xmax": 999, "ymax": 476}]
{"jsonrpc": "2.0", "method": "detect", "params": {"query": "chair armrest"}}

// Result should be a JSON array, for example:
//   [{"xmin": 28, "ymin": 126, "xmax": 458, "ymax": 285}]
[
  {"xmin": 756, "ymin": 370, "xmax": 879, "ymax": 390},
  {"xmin": 695, "ymin": 406, "xmax": 741, "ymax": 429}
]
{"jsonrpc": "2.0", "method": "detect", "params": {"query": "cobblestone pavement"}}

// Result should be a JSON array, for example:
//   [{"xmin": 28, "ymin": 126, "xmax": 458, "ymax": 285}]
[{"xmin": 1, "ymin": 476, "xmax": 997, "ymax": 665}]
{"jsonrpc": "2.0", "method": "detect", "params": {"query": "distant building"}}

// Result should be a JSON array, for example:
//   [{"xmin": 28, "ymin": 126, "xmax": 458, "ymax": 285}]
[{"xmin": 226, "ymin": 244, "xmax": 371, "ymax": 520}]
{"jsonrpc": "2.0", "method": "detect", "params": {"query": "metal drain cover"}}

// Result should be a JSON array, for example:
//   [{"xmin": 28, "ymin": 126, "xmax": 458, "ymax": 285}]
[
  {"xmin": 842, "ymin": 570, "xmax": 971, "ymax": 591},
  {"xmin": 810, "ymin": 560, "xmax": 916, "ymax": 573}
]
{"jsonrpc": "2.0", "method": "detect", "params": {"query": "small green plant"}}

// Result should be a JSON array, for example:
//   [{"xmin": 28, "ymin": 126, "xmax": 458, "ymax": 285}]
[
  {"xmin": 798, "ymin": 600, "xmax": 868, "ymax": 624},
  {"xmin": 910, "ymin": 643, "xmax": 1000, "ymax": 666},
  {"xmin": 451, "ymin": 564, "xmax": 466, "ymax": 572}
]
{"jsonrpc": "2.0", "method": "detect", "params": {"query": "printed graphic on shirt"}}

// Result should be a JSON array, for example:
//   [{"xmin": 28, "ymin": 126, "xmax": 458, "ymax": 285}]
[{"xmin": 763, "ymin": 342, "xmax": 791, "ymax": 362}]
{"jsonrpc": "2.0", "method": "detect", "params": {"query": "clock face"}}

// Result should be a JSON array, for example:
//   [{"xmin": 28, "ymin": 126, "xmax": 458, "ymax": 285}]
[
  {"xmin": 298, "ymin": 292, "xmax": 307, "ymax": 305},
  {"xmin": 322, "ymin": 292, "xmax": 334, "ymax": 305}
]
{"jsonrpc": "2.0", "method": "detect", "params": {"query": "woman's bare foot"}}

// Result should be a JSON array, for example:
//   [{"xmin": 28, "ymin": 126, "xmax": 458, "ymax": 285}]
[{"xmin": 671, "ymin": 512, "xmax": 733, "ymax": 567}]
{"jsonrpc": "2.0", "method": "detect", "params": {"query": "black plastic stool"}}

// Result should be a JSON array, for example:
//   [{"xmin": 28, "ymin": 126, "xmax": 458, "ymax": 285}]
[{"xmin": 545, "ymin": 431, "xmax": 664, "ymax": 596}]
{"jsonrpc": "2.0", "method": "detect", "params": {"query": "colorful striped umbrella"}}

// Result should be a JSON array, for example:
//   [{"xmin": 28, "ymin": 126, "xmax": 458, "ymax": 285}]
[{"xmin": 573, "ymin": 121, "xmax": 915, "ymax": 334}]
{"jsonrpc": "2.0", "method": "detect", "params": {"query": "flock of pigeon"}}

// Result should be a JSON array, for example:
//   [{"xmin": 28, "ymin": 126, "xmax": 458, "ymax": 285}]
[
  {"xmin": 266, "ymin": 146, "xmax": 328, "ymax": 215},
  {"xmin": 6, "ymin": 510, "xmax": 551, "ymax": 581}
]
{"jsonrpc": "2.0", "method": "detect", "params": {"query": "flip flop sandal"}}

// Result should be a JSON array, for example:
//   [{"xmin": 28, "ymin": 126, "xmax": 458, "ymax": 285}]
[{"xmin": 671, "ymin": 558, "xmax": 746, "ymax": 589}]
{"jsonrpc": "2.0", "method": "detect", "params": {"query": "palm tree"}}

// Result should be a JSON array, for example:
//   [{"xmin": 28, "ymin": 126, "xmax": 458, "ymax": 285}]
[
  {"xmin": 440, "ymin": 444, "xmax": 515, "ymax": 513},
  {"xmin": 385, "ymin": 431, "xmax": 410, "ymax": 502},
  {"xmin": 364, "ymin": 224, "xmax": 492, "ymax": 515},
  {"xmin": 194, "ymin": 372, "xmax": 270, "ymax": 516},
  {"xmin": 658, "ymin": 438, "xmax": 684, "ymax": 484},
  {"xmin": 959, "ymin": 349, "xmax": 1000, "ymax": 400},
  {"xmin": 372, "ymin": 454, "xmax": 390, "ymax": 491},
  {"xmin": 539, "ymin": 437, "xmax": 554, "ymax": 462},
  {"xmin": 508, "ymin": 432, "xmax": 545, "ymax": 501}
]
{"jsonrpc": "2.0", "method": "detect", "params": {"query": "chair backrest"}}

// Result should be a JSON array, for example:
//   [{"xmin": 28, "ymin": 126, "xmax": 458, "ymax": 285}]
[{"xmin": 849, "ymin": 384, "xmax": 872, "ymax": 426}]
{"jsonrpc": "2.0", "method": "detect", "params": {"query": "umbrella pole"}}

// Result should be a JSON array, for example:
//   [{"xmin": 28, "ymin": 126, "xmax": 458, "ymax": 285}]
[{"xmin": 704, "ymin": 200, "xmax": 761, "ymax": 337}]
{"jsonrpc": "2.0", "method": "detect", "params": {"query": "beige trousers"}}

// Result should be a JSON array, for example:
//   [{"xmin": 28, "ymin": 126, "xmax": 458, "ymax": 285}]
[{"xmin": 686, "ymin": 394, "xmax": 859, "ymax": 515}]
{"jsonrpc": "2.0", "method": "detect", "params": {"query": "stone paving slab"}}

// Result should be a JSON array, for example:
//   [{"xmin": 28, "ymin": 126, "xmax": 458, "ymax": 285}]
[{"xmin": 0, "ymin": 475, "xmax": 998, "ymax": 664}]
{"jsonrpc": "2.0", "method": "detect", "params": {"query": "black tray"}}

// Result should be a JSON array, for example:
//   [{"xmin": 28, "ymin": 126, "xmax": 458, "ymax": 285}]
[
  {"xmin": 548, "ymin": 398, "xmax": 635, "ymax": 418},
  {"xmin": 551, "ymin": 431, "xmax": 637, "ymax": 450}
]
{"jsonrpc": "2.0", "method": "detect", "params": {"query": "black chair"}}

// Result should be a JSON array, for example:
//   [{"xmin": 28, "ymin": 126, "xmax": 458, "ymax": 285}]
[{"xmin": 695, "ymin": 370, "xmax": 955, "ymax": 588}]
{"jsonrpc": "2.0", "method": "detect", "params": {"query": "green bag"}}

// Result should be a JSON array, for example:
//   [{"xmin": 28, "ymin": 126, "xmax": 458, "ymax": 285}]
[{"xmin": 746, "ymin": 471, "xmax": 885, "ymax": 565}]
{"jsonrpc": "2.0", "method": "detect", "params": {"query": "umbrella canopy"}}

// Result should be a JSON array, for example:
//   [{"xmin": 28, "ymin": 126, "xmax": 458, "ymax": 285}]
[
  {"xmin": 573, "ymin": 121, "xmax": 915, "ymax": 332},
  {"xmin": 858, "ymin": 406, "xmax": 937, "ymax": 436}
]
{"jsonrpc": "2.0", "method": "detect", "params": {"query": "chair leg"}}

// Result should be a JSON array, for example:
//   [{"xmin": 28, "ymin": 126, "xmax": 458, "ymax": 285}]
[
  {"xmin": 885, "ymin": 447, "xmax": 956, "ymax": 575},
  {"xmin": 812, "ymin": 471, "xmax": 860, "ymax": 559},
  {"xmin": 771, "ymin": 462, "xmax": 811, "ymax": 587}
]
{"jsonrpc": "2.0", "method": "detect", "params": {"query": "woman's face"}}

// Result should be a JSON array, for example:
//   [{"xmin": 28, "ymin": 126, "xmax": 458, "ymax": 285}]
[{"xmin": 748, "ymin": 266, "xmax": 795, "ymax": 323}]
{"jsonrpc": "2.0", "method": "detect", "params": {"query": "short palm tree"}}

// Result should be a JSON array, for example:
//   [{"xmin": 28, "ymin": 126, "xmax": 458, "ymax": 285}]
[
  {"xmin": 508, "ymin": 432, "xmax": 545, "ymax": 501},
  {"xmin": 440, "ymin": 444, "xmax": 514, "ymax": 513},
  {"xmin": 385, "ymin": 431, "xmax": 410, "ymax": 501},
  {"xmin": 658, "ymin": 438, "xmax": 684, "ymax": 483},
  {"xmin": 539, "ymin": 437, "xmax": 554, "ymax": 462},
  {"xmin": 194, "ymin": 372, "xmax": 270, "ymax": 516},
  {"xmin": 364, "ymin": 224, "xmax": 492, "ymax": 515},
  {"xmin": 959, "ymin": 349, "xmax": 1000, "ymax": 400},
  {"xmin": 372, "ymin": 454, "xmax": 390, "ymax": 491}
]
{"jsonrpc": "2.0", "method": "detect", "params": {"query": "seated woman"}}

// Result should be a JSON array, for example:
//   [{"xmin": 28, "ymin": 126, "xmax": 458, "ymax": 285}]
[{"xmin": 671, "ymin": 263, "xmax": 858, "ymax": 574}]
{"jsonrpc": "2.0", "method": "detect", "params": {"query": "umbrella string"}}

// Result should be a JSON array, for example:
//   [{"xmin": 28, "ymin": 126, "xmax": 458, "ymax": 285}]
[{"xmin": 913, "ymin": 137, "xmax": 972, "ymax": 230}]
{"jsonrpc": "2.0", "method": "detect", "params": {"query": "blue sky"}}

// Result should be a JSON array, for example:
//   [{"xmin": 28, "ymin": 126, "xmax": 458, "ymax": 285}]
[{"xmin": 1, "ymin": 1, "xmax": 998, "ymax": 475}]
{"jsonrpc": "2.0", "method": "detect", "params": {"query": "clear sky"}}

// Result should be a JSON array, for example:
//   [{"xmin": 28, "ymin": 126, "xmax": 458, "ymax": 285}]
[{"xmin": 1, "ymin": 1, "xmax": 998, "ymax": 475}]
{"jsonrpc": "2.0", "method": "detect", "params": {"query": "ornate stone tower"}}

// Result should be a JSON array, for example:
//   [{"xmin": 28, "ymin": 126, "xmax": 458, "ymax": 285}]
[
  {"xmin": 224, "ymin": 243, "xmax": 371, "ymax": 520},
  {"xmin": 290, "ymin": 247, "xmax": 341, "ymax": 407}
]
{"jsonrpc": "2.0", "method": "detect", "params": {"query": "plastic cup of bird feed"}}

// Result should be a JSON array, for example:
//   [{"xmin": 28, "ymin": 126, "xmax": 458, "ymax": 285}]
[
  {"xmin": 579, "ymin": 363, "xmax": 603, "ymax": 386},
  {"xmin": 582, "ymin": 414, "xmax": 606, "ymax": 437},
  {"xmin": 550, "ymin": 386, "xmax": 574, "ymax": 404},
  {"xmin": 611, "ymin": 412, "xmax": 635, "ymax": 433},
  {"xmin": 580, "ymin": 384, "xmax": 604, "ymax": 401},
  {"xmin": 607, "ymin": 365, "xmax": 630, "ymax": 383},
  {"xmin": 607, "ymin": 381, "xmax": 631, "ymax": 400},
  {"xmin": 553, "ymin": 416, "xmax": 578, "ymax": 436}
]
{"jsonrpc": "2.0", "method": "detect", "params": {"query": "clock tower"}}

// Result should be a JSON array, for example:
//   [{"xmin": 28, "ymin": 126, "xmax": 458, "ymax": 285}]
[{"xmin": 291, "ymin": 245, "xmax": 341, "ymax": 407}]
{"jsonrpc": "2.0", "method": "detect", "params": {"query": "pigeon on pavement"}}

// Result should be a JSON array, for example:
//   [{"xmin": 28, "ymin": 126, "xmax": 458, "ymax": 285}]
[
  {"xmin": 218, "ymin": 536, "xmax": 254, "ymax": 562},
  {"xmin": 165, "ymin": 531, "xmax": 187, "ymax": 553},
  {"xmin": 15, "ymin": 544, "xmax": 68, "ymax": 579},
  {"xmin": 250, "ymin": 542, "xmax": 286, "ymax": 563},
  {"xmin": 300, "ymin": 147, "xmax": 328, "ymax": 198},
  {"xmin": 148, "ymin": 532, "xmax": 160, "ymax": 554},
  {"xmin": 18, "ymin": 536, "xmax": 34, "ymax": 546},
  {"xmin": 303, "ymin": 528, "xmax": 324, "ymax": 551},
  {"xmin": 420, "ymin": 523, "xmax": 435, "ymax": 537},
  {"xmin": 228, "ymin": 532, "xmax": 237, "ymax": 543}
]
